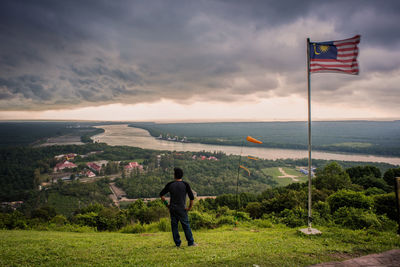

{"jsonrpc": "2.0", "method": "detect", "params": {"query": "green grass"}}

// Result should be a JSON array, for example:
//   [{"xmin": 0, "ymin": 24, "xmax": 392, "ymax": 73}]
[
  {"xmin": 262, "ymin": 167, "xmax": 307, "ymax": 187},
  {"xmin": 1, "ymin": 226, "xmax": 399, "ymax": 266}
]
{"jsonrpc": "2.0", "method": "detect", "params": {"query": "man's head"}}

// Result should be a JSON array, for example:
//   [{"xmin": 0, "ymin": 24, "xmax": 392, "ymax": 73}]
[{"xmin": 174, "ymin": 167, "xmax": 183, "ymax": 180}]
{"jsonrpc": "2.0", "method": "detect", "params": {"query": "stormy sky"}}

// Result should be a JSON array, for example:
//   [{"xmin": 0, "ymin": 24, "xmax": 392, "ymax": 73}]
[{"xmin": 0, "ymin": 0, "xmax": 400, "ymax": 121}]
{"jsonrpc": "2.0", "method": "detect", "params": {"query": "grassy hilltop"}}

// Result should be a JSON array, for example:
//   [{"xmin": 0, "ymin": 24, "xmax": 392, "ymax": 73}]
[{"xmin": 1, "ymin": 226, "xmax": 400, "ymax": 266}]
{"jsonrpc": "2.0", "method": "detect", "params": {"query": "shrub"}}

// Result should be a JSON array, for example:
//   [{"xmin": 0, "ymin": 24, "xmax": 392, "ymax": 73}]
[
  {"xmin": 1, "ymin": 211, "xmax": 27, "ymax": 230},
  {"xmin": 279, "ymin": 208, "xmax": 307, "ymax": 228},
  {"xmin": 157, "ymin": 218, "xmax": 171, "ymax": 232},
  {"xmin": 50, "ymin": 214, "xmax": 68, "ymax": 226},
  {"xmin": 189, "ymin": 211, "xmax": 216, "ymax": 230},
  {"xmin": 97, "ymin": 208, "xmax": 127, "ymax": 231},
  {"xmin": 216, "ymin": 206, "xmax": 233, "ymax": 217},
  {"xmin": 74, "ymin": 212, "xmax": 98, "ymax": 228},
  {"xmin": 216, "ymin": 215, "xmax": 235, "ymax": 226},
  {"xmin": 313, "ymin": 201, "xmax": 330, "ymax": 218},
  {"xmin": 261, "ymin": 190, "xmax": 307, "ymax": 214},
  {"xmin": 253, "ymin": 219, "xmax": 273, "ymax": 228},
  {"xmin": 376, "ymin": 214, "xmax": 398, "ymax": 232},
  {"xmin": 136, "ymin": 206, "xmax": 169, "ymax": 224},
  {"xmin": 327, "ymin": 190, "xmax": 373, "ymax": 213},
  {"xmin": 245, "ymin": 202, "xmax": 263, "ymax": 219},
  {"xmin": 312, "ymin": 201, "xmax": 332, "ymax": 226},
  {"xmin": 235, "ymin": 211, "xmax": 251, "ymax": 221},
  {"xmin": 31, "ymin": 206, "xmax": 57, "ymax": 222},
  {"xmin": 333, "ymin": 207, "xmax": 381, "ymax": 230},
  {"xmin": 120, "ymin": 223, "xmax": 146, "ymax": 233},
  {"xmin": 144, "ymin": 222, "xmax": 159, "ymax": 233},
  {"xmin": 373, "ymin": 193, "xmax": 397, "ymax": 221},
  {"xmin": 364, "ymin": 187, "xmax": 386, "ymax": 196}
]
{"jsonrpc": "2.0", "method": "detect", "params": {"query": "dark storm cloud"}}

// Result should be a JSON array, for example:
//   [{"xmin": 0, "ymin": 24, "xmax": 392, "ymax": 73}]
[{"xmin": 0, "ymin": 0, "xmax": 399, "ymax": 111}]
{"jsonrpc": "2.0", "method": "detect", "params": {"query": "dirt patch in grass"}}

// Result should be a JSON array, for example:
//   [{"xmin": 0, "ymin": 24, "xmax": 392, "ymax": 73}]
[
  {"xmin": 326, "ymin": 251, "xmax": 363, "ymax": 261},
  {"xmin": 140, "ymin": 233, "xmax": 158, "ymax": 236}
]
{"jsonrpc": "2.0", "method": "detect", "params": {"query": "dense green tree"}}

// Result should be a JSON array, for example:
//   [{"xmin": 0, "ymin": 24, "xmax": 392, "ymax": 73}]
[
  {"xmin": 245, "ymin": 202, "xmax": 263, "ymax": 219},
  {"xmin": 351, "ymin": 174, "xmax": 389, "ymax": 191},
  {"xmin": 327, "ymin": 190, "xmax": 373, "ymax": 213},
  {"xmin": 383, "ymin": 167, "xmax": 400, "ymax": 188},
  {"xmin": 315, "ymin": 162, "xmax": 352, "ymax": 191},
  {"xmin": 373, "ymin": 193, "xmax": 397, "ymax": 221},
  {"xmin": 31, "ymin": 206, "xmax": 57, "ymax": 221},
  {"xmin": 346, "ymin": 165, "xmax": 381, "ymax": 180},
  {"xmin": 346, "ymin": 166, "xmax": 389, "ymax": 191}
]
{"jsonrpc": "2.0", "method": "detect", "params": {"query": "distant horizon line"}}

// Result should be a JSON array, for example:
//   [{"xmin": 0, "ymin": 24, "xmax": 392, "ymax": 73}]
[{"xmin": 0, "ymin": 118, "xmax": 399, "ymax": 123}]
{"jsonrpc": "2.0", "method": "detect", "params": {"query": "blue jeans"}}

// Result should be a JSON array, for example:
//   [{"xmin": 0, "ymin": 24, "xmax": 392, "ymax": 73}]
[{"xmin": 169, "ymin": 208, "xmax": 194, "ymax": 246}]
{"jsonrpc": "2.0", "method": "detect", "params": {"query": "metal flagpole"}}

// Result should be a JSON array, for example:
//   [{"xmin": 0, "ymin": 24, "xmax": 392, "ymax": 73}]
[
  {"xmin": 236, "ymin": 140, "xmax": 244, "ymax": 211},
  {"xmin": 300, "ymin": 38, "xmax": 321, "ymax": 235},
  {"xmin": 307, "ymin": 38, "xmax": 312, "ymax": 230}
]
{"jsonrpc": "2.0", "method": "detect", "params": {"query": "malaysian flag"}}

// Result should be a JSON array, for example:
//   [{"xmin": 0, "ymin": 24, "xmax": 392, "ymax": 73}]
[{"xmin": 309, "ymin": 35, "xmax": 360, "ymax": 74}]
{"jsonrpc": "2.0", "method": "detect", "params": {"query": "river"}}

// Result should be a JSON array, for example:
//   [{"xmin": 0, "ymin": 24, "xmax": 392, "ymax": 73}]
[{"xmin": 93, "ymin": 124, "xmax": 400, "ymax": 165}]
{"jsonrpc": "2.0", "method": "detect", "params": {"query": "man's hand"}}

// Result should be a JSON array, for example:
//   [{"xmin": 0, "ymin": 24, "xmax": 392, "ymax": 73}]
[
  {"xmin": 161, "ymin": 196, "xmax": 169, "ymax": 208},
  {"xmin": 185, "ymin": 199, "xmax": 194, "ymax": 211}
]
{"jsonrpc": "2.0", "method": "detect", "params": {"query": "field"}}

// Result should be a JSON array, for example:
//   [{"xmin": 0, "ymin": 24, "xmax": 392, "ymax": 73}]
[
  {"xmin": 1, "ymin": 227, "xmax": 400, "ymax": 266},
  {"xmin": 262, "ymin": 167, "xmax": 307, "ymax": 187}
]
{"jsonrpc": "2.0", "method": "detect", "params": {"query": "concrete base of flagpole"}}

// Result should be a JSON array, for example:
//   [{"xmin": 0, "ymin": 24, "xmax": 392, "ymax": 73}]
[{"xmin": 299, "ymin": 227, "xmax": 322, "ymax": 235}]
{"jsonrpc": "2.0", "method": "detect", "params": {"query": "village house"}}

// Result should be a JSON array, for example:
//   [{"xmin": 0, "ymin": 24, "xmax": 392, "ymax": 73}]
[
  {"xmin": 87, "ymin": 162, "xmax": 102, "ymax": 173},
  {"xmin": 299, "ymin": 167, "xmax": 316, "ymax": 176},
  {"xmin": 80, "ymin": 169, "xmax": 96, "ymax": 178},
  {"xmin": 124, "ymin": 162, "xmax": 143, "ymax": 172},
  {"xmin": 53, "ymin": 160, "xmax": 78, "ymax": 172}
]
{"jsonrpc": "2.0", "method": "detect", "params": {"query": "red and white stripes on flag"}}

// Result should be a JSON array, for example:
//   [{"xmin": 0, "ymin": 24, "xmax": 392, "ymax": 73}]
[{"xmin": 309, "ymin": 35, "xmax": 361, "ymax": 75}]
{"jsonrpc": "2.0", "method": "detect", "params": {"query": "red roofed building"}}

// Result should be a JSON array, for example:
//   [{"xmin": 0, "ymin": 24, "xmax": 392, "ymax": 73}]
[
  {"xmin": 124, "ymin": 162, "xmax": 143, "ymax": 172},
  {"xmin": 87, "ymin": 162, "xmax": 102, "ymax": 173},
  {"xmin": 53, "ymin": 161, "xmax": 77, "ymax": 172},
  {"xmin": 80, "ymin": 170, "xmax": 96, "ymax": 178}
]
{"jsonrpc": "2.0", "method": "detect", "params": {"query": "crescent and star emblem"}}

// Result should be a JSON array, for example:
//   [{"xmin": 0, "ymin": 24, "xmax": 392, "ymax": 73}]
[
  {"xmin": 313, "ymin": 44, "xmax": 329, "ymax": 55},
  {"xmin": 313, "ymin": 43, "xmax": 320, "ymax": 55}
]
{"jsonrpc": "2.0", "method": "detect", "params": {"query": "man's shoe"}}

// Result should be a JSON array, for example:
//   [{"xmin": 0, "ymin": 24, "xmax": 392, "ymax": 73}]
[{"xmin": 188, "ymin": 243, "xmax": 198, "ymax": 247}]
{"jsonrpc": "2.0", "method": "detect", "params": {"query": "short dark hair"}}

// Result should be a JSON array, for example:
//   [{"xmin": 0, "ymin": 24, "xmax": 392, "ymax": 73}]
[{"xmin": 174, "ymin": 168, "xmax": 183, "ymax": 179}]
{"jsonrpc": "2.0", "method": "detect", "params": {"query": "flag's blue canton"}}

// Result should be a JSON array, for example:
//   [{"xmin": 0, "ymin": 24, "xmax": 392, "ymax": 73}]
[{"xmin": 309, "ymin": 41, "xmax": 337, "ymax": 60}]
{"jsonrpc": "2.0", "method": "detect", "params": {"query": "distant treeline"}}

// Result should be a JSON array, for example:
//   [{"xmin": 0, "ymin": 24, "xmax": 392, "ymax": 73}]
[
  {"xmin": 129, "ymin": 121, "xmax": 400, "ymax": 156},
  {"xmin": 0, "ymin": 122, "xmax": 113, "ymax": 146}
]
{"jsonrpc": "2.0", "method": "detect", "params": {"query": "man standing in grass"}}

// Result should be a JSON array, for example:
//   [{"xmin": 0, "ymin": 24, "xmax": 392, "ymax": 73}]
[{"xmin": 160, "ymin": 167, "xmax": 197, "ymax": 247}]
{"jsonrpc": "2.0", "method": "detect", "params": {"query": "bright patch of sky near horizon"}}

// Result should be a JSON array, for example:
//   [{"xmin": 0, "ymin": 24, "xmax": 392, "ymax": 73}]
[
  {"xmin": 0, "ymin": 97, "xmax": 391, "ymax": 122},
  {"xmin": 0, "ymin": 1, "xmax": 399, "ymax": 121}
]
